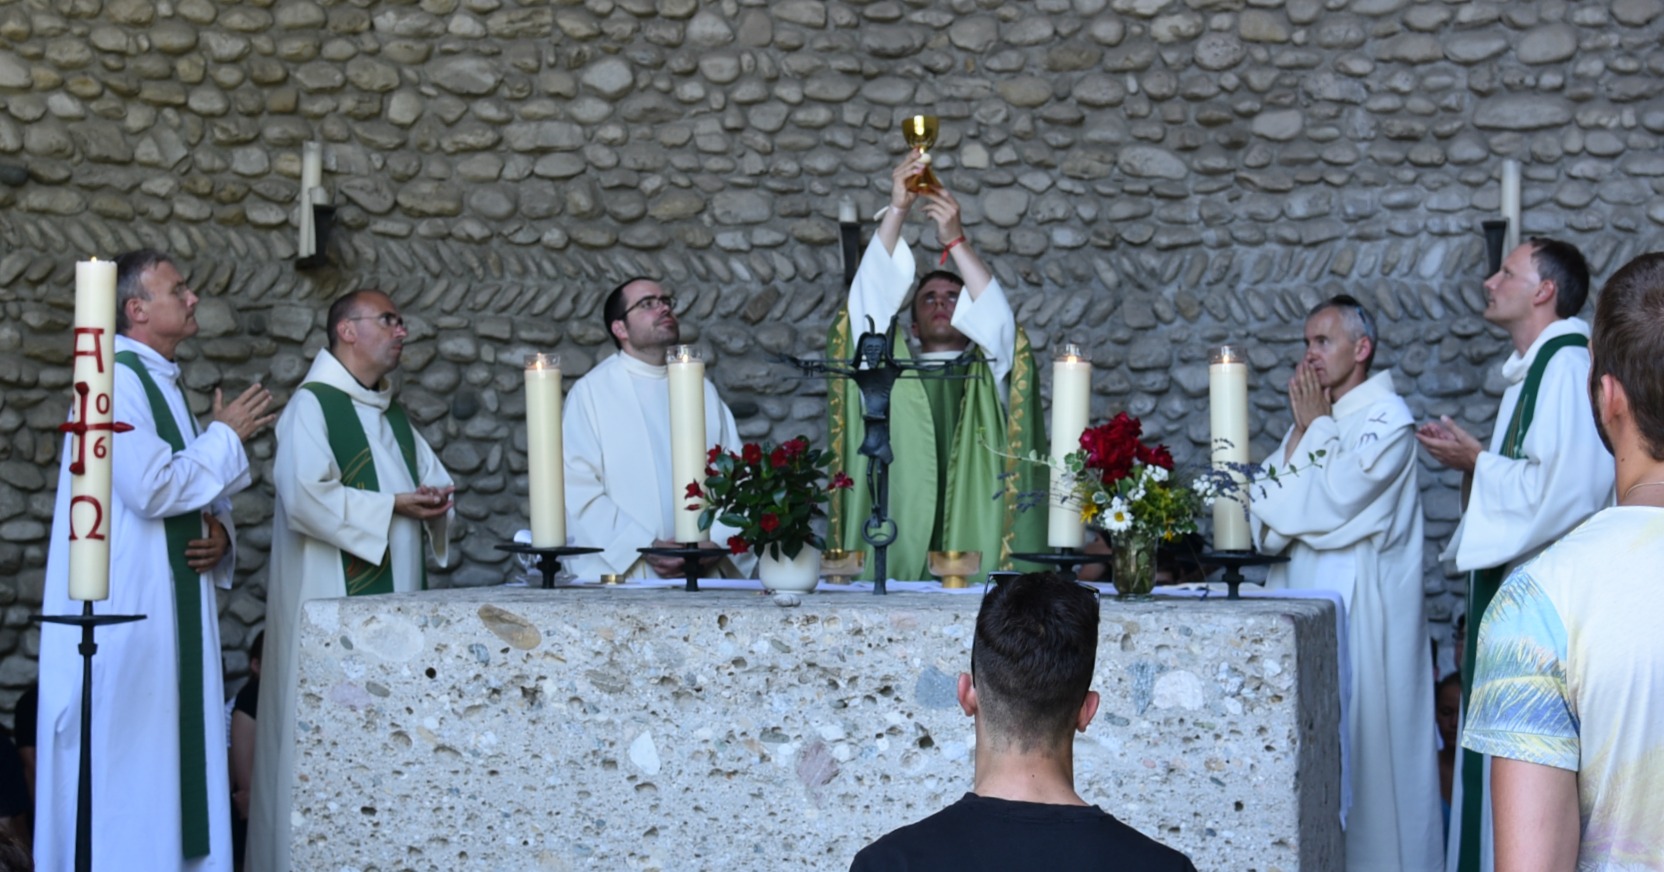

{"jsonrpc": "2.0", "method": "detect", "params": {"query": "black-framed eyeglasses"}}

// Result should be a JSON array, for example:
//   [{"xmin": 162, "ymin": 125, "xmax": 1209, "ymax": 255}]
[
  {"xmin": 349, "ymin": 312, "xmax": 405, "ymax": 329},
  {"xmin": 625, "ymin": 294, "xmax": 676, "ymax": 316}
]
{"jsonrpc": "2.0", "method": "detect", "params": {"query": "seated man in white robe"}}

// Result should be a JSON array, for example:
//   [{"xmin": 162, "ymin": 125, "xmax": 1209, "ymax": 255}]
[
  {"xmin": 1415, "ymin": 238, "xmax": 1613, "ymax": 872},
  {"xmin": 37, "ymin": 248, "xmax": 275, "ymax": 872},
  {"xmin": 563, "ymin": 277, "xmax": 753, "ymax": 580},
  {"xmin": 1249, "ymin": 296, "xmax": 1443, "ymax": 872},
  {"xmin": 248, "ymin": 289, "xmax": 454, "ymax": 872}
]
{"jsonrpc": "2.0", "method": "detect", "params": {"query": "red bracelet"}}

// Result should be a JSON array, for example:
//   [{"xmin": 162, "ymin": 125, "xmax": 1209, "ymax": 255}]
[{"xmin": 939, "ymin": 235, "xmax": 965, "ymax": 265}]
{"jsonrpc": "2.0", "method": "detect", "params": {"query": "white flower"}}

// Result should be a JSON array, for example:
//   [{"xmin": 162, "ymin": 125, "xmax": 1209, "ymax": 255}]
[
  {"xmin": 1128, "ymin": 482, "xmax": 1146, "ymax": 502},
  {"xmin": 1147, "ymin": 464, "xmax": 1169, "ymax": 483},
  {"xmin": 1104, "ymin": 497, "xmax": 1133, "ymax": 533}
]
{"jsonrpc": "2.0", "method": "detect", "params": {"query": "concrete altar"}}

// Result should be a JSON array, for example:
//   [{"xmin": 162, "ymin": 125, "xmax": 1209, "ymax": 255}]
[{"xmin": 288, "ymin": 587, "xmax": 1341, "ymax": 870}]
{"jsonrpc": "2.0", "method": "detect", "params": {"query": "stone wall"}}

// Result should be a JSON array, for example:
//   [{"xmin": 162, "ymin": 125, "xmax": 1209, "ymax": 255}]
[{"xmin": 4, "ymin": 0, "xmax": 1664, "ymax": 714}]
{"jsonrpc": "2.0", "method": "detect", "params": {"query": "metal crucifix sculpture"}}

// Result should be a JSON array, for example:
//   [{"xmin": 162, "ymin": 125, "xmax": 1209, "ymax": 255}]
[{"xmin": 777, "ymin": 315, "xmax": 985, "ymax": 594}]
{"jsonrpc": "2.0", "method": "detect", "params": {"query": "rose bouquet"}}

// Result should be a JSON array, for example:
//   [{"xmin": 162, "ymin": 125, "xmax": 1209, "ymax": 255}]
[{"xmin": 694, "ymin": 435, "xmax": 854, "ymax": 561}]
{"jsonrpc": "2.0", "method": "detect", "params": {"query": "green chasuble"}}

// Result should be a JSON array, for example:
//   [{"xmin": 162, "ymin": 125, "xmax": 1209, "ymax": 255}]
[
  {"xmin": 299, "ymin": 382, "xmax": 425, "ymax": 596},
  {"xmin": 1454, "ymin": 332, "xmax": 1587, "ymax": 872},
  {"xmin": 826, "ymin": 310, "xmax": 1047, "ymax": 583},
  {"xmin": 113, "ymin": 351, "xmax": 212, "ymax": 859}
]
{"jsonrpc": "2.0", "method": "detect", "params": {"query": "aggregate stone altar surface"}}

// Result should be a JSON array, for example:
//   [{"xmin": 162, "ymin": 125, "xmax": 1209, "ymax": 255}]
[{"xmin": 291, "ymin": 588, "xmax": 1340, "ymax": 871}]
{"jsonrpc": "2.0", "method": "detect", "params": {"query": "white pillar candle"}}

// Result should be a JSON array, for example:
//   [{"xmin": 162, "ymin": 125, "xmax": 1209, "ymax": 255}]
[
  {"xmin": 524, "ymin": 353, "xmax": 565, "ymax": 548},
  {"xmin": 839, "ymin": 196, "xmax": 857, "ymax": 224},
  {"xmin": 666, "ymin": 345, "xmax": 707, "ymax": 544},
  {"xmin": 1048, "ymin": 344, "xmax": 1092, "ymax": 548},
  {"xmin": 68, "ymin": 258, "xmax": 119, "ymax": 601},
  {"xmin": 1209, "ymin": 345, "xmax": 1251, "ymax": 551},
  {"xmin": 301, "ymin": 141, "xmax": 322, "ymax": 192},
  {"xmin": 1500, "ymin": 158, "xmax": 1521, "ymax": 255},
  {"xmin": 297, "ymin": 142, "xmax": 322, "ymax": 257}
]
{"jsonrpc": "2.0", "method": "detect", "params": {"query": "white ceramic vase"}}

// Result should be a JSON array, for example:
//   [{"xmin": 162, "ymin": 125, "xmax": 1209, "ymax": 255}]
[{"xmin": 758, "ymin": 546, "xmax": 821, "ymax": 593}]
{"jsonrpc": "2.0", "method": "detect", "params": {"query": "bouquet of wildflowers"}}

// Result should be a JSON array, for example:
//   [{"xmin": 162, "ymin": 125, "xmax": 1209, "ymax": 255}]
[
  {"xmin": 1067, "ymin": 412, "xmax": 1217, "ymax": 540},
  {"xmin": 695, "ymin": 435, "xmax": 854, "ymax": 560}
]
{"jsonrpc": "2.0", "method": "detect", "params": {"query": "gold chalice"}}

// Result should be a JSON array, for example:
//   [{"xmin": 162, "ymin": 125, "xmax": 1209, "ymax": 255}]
[
  {"xmin": 928, "ymin": 550, "xmax": 981, "ymax": 589},
  {"xmin": 821, "ymin": 548, "xmax": 865, "ymax": 585},
  {"xmin": 901, "ymin": 114, "xmax": 942, "ymax": 193}
]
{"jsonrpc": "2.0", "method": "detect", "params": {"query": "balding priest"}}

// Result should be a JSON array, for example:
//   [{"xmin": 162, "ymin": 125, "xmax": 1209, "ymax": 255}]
[{"xmin": 247, "ymin": 289, "xmax": 454, "ymax": 872}]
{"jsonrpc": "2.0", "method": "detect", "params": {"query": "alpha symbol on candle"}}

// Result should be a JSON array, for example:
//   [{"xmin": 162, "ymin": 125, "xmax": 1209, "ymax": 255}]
[
  {"xmin": 73, "ymin": 327, "xmax": 108, "ymax": 373},
  {"xmin": 68, "ymin": 495, "xmax": 107, "ymax": 541},
  {"xmin": 60, "ymin": 381, "xmax": 133, "ymax": 475}
]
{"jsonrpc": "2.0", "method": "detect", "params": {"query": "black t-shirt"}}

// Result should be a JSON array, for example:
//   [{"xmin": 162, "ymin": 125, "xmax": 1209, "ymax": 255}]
[{"xmin": 850, "ymin": 793, "xmax": 1197, "ymax": 872}]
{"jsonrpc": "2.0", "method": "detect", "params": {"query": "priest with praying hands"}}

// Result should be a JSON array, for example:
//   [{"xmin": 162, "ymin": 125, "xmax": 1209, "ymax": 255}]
[{"xmin": 1247, "ymin": 296, "xmax": 1443, "ymax": 872}]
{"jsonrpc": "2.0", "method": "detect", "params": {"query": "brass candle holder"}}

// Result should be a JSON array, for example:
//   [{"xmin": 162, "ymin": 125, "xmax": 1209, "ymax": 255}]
[
  {"xmin": 928, "ymin": 550, "xmax": 981, "ymax": 589},
  {"xmin": 821, "ymin": 548, "xmax": 864, "ymax": 585}
]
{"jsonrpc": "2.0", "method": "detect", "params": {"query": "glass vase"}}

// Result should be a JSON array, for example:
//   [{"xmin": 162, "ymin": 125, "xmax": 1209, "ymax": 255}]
[{"xmin": 1110, "ymin": 531, "xmax": 1158, "ymax": 600}]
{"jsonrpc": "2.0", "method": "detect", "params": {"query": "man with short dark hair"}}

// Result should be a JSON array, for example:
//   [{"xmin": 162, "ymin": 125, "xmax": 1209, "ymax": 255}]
[
  {"xmin": 563, "ymin": 277, "xmax": 751, "ymax": 580},
  {"xmin": 37, "ymin": 249, "xmax": 274, "ymax": 872},
  {"xmin": 1249, "ymin": 295, "xmax": 1442, "ymax": 872},
  {"xmin": 827, "ymin": 152, "xmax": 1045, "ymax": 584},
  {"xmin": 1462, "ymin": 251, "xmax": 1664, "ymax": 870},
  {"xmin": 1417, "ymin": 238, "xmax": 1614, "ymax": 872},
  {"xmin": 248, "ymin": 289, "xmax": 453, "ymax": 872},
  {"xmin": 850, "ymin": 572, "xmax": 1194, "ymax": 871}
]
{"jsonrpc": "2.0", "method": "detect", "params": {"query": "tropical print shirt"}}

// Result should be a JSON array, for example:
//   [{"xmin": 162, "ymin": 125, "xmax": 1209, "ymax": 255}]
[{"xmin": 1462, "ymin": 507, "xmax": 1664, "ymax": 871}]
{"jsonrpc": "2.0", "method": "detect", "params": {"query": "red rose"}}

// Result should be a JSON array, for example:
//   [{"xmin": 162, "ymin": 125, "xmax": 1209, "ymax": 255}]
[
  {"xmin": 707, "ymin": 446, "xmax": 722, "ymax": 462},
  {"xmin": 685, "ymin": 482, "xmax": 702, "ymax": 499},
  {"xmin": 727, "ymin": 535, "xmax": 749, "ymax": 555},
  {"xmin": 829, "ymin": 471, "xmax": 854, "ymax": 490},
  {"xmin": 770, "ymin": 446, "xmax": 789, "ymax": 468},
  {"xmin": 786, "ymin": 437, "xmax": 808, "ymax": 456},
  {"xmin": 1080, "ymin": 412, "xmax": 1144, "ymax": 483},
  {"xmin": 759, "ymin": 513, "xmax": 780, "ymax": 533},
  {"xmin": 1137, "ymin": 443, "xmax": 1174, "ymax": 470},
  {"xmin": 743, "ymin": 443, "xmax": 763, "ymax": 465}
]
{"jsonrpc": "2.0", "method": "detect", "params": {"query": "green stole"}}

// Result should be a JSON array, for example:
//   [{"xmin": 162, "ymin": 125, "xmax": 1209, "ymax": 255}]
[
  {"xmin": 826, "ymin": 310, "xmax": 1046, "ymax": 583},
  {"xmin": 113, "ymin": 351, "xmax": 212, "ymax": 859},
  {"xmin": 299, "ymin": 383, "xmax": 425, "ymax": 595},
  {"xmin": 1454, "ymin": 332, "xmax": 1588, "ymax": 872}
]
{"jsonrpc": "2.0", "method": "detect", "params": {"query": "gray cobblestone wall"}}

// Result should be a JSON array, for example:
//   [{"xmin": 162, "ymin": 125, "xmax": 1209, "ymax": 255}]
[{"xmin": 3, "ymin": 0, "xmax": 1663, "ymax": 713}]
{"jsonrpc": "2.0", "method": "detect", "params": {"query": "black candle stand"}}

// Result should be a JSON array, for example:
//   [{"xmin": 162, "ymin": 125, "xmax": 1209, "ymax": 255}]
[
  {"xmin": 638, "ymin": 544, "xmax": 728, "ymax": 592},
  {"xmin": 37, "ymin": 602, "xmax": 146, "ymax": 872},
  {"xmin": 1198, "ymin": 550, "xmax": 1289, "ymax": 600},
  {"xmin": 1010, "ymin": 548, "xmax": 1111, "ymax": 583},
  {"xmin": 494, "ymin": 543, "xmax": 602, "ymax": 589}
]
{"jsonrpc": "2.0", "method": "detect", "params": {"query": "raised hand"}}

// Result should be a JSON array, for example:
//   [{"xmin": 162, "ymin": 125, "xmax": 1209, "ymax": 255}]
[
  {"xmin": 919, "ymin": 186, "xmax": 965, "ymax": 248},
  {"xmin": 213, "ymin": 383, "xmax": 277, "ymax": 442},
  {"xmin": 889, "ymin": 150, "xmax": 930, "ymax": 213},
  {"xmin": 1415, "ymin": 416, "xmax": 1483, "ymax": 472}
]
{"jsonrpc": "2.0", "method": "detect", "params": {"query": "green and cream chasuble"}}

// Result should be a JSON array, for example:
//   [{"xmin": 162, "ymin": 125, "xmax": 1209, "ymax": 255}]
[{"xmin": 825, "ymin": 311, "xmax": 1047, "ymax": 584}]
